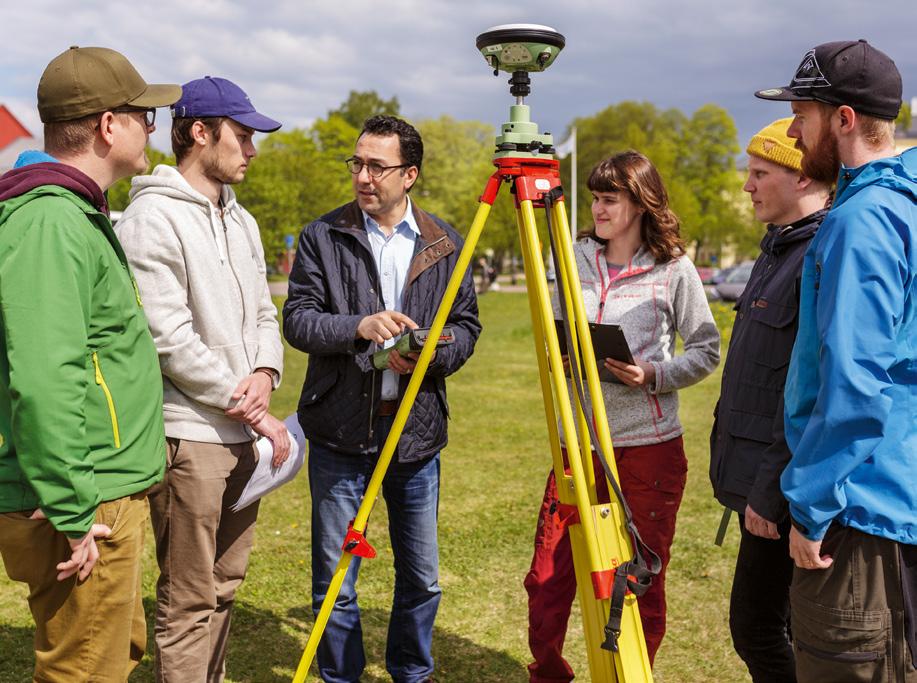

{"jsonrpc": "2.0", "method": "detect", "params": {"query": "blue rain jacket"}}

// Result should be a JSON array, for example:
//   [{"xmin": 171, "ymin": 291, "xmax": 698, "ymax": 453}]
[{"xmin": 782, "ymin": 147, "xmax": 917, "ymax": 542}]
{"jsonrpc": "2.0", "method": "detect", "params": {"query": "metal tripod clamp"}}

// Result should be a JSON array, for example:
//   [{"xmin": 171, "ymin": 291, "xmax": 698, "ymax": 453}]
[{"xmin": 342, "ymin": 520, "xmax": 376, "ymax": 559}]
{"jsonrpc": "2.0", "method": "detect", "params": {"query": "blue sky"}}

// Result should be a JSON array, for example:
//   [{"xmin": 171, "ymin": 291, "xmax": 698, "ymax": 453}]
[{"xmin": 2, "ymin": 0, "xmax": 914, "ymax": 153}]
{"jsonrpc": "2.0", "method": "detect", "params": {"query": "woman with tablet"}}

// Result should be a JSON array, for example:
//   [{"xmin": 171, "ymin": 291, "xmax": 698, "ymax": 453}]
[{"xmin": 525, "ymin": 151, "xmax": 720, "ymax": 680}]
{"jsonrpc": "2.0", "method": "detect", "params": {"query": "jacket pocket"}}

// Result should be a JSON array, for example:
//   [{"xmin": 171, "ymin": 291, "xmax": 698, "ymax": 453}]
[
  {"xmin": 717, "ymin": 411, "xmax": 773, "ymax": 495},
  {"xmin": 92, "ymin": 352, "xmax": 121, "ymax": 448},
  {"xmin": 747, "ymin": 299, "xmax": 798, "ymax": 372},
  {"xmin": 298, "ymin": 366, "xmax": 338, "ymax": 407},
  {"xmin": 792, "ymin": 593, "xmax": 891, "ymax": 683}
]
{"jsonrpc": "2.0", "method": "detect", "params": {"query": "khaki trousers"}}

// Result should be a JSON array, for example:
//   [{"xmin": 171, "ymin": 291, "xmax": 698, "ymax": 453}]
[
  {"xmin": 149, "ymin": 438, "xmax": 259, "ymax": 683},
  {"xmin": 0, "ymin": 494, "xmax": 148, "ymax": 682},
  {"xmin": 791, "ymin": 524, "xmax": 917, "ymax": 683}
]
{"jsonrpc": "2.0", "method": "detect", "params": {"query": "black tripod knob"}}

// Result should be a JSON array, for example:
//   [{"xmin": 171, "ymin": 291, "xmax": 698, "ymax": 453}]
[{"xmin": 508, "ymin": 71, "xmax": 531, "ymax": 98}]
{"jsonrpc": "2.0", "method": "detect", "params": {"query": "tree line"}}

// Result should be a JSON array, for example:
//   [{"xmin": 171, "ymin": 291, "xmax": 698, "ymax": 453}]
[{"xmin": 109, "ymin": 91, "xmax": 760, "ymax": 267}]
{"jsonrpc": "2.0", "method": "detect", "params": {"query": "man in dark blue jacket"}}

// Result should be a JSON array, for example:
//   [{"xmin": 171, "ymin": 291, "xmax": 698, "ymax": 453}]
[
  {"xmin": 710, "ymin": 117, "xmax": 830, "ymax": 683},
  {"xmin": 283, "ymin": 115, "xmax": 480, "ymax": 683},
  {"xmin": 756, "ymin": 40, "xmax": 916, "ymax": 682}
]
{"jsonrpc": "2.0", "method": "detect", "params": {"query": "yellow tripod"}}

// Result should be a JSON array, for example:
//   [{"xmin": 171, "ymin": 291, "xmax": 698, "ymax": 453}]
[{"xmin": 293, "ymin": 25, "xmax": 656, "ymax": 683}]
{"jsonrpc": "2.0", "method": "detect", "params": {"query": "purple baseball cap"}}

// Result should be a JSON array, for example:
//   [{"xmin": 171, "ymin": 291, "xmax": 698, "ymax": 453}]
[{"xmin": 171, "ymin": 76, "xmax": 281, "ymax": 132}]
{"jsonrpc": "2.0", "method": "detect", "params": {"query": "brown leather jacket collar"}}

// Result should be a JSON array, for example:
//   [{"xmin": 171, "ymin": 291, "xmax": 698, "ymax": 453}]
[{"xmin": 331, "ymin": 199, "xmax": 456, "ymax": 285}]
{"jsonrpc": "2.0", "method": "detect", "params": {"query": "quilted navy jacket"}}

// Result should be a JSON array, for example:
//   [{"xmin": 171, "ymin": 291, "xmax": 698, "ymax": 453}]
[
  {"xmin": 709, "ymin": 209, "xmax": 825, "ymax": 521},
  {"xmin": 283, "ymin": 200, "xmax": 481, "ymax": 461}
]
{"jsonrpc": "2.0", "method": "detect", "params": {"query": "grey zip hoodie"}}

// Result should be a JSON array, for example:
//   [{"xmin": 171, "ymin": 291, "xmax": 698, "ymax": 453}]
[
  {"xmin": 116, "ymin": 164, "xmax": 283, "ymax": 444},
  {"xmin": 558, "ymin": 238, "xmax": 720, "ymax": 447}
]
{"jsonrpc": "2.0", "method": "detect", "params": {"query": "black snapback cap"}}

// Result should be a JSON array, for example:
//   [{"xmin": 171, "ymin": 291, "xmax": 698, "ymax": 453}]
[{"xmin": 755, "ymin": 39, "xmax": 902, "ymax": 120}]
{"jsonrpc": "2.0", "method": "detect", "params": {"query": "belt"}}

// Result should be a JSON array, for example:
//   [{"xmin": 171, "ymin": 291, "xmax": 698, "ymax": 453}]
[{"xmin": 378, "ymin": 399, "xmax": 399, "ymax": 417}]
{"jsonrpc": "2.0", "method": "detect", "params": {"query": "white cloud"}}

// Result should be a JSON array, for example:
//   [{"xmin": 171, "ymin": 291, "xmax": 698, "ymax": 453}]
[{"xmin": 1, "ymin": 0, "xmax": 914, "ymax": 154}]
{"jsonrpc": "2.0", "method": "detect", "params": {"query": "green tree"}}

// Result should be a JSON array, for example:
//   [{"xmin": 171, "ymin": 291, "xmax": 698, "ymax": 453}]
[
  {"xmin": 896, "ymin": 100, "xmax": 912, "ymax": 133},
  {"xmin": 559, "ymin": 101, "xmax": 748, "ymax": 262},
  {"xmin": 235, "ymin": 125, "xmax": 353, "ymax": 259},
  {"xmin": 559, "ymin": 101, "xmax": 689, "ymax": 235},
  {"xmin": 329, "ymin": 90, "xmax": 400, "ymax": 130},
  {"xmin": 677, "ymin": 104, "xmax": 743, "ymax": 257}
]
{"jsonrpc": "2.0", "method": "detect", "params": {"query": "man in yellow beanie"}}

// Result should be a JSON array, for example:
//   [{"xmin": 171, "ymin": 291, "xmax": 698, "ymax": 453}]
[{"xmin": 709, "ymin": 118, "xmax": 831, "ymax": 683}]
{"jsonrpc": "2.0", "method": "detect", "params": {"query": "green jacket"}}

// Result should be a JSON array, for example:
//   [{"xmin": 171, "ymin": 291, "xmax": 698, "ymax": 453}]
[{"xmin": 0, "ymin": 184, "xmax": 165, "ymax": 537}]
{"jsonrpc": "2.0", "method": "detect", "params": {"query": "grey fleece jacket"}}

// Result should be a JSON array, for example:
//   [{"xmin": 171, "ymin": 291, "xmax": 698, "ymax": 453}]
[
  {"xmin": 558, "ymin": 238, "xmax": 720, "ymax": 447},
  {"xmin": 115, "ymin": 164, "xmax": 283, "ymax": 444}
]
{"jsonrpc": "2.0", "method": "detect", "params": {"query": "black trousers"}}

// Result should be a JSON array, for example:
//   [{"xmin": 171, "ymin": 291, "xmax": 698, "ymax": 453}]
[{"xmin": 730, "ymin": 515, "xmax": 797, "ymax": 683}]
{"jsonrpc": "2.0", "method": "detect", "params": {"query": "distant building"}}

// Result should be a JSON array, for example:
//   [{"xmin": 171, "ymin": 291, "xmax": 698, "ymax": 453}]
[{"xmin": 0, "ymin": 105, "xmax": 36, "ymax": 172}]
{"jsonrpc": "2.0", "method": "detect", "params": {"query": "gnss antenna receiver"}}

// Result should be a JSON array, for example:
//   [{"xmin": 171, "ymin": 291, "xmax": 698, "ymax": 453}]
[{"xmin": 476, "ymin": 24, "xmax": 565, "ymax": 159}]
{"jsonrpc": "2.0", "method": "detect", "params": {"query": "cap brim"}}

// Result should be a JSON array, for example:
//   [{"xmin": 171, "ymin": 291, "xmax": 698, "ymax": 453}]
[
  {"xmin": 754, "ymin": 87, "xmax": 812, "ymax": 102},
  {"xmin": 228, "ymin": 111, "xmax": 282, "ymax": 133},
  {"xmin": 129, "ymin": 83, "xmax": 183, "ymax": 108}
]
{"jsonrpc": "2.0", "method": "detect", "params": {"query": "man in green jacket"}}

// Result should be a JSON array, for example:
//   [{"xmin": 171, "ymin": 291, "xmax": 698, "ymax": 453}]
[{"xmin": 0, "ymin": 46, "xmax": 180, "ymax": 681}]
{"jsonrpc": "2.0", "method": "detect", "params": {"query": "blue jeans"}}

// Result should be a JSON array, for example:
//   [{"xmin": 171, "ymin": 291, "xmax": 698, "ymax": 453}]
[{"xmin": 309, "ymin": 416, "xmax": 441, "ymax": 683}]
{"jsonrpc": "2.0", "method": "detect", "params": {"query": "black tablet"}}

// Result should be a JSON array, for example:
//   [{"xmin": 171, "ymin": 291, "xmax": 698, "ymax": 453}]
[{"xmin": 554, "ymin": 319, "xmax": 635, "ymax": 382}]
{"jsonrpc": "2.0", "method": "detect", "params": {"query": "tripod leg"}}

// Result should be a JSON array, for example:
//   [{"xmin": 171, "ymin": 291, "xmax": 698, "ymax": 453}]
[
  {"xmin": 512, "ymin": 205, "xmax": 564, "ymax": 486},
  {"xmin": 292, "ymin": 183, "xmax": 500, "ymax": 683},
  {"xmin": 514, "ymin": 197, "xmax": 607, "ymax": 587},
  {"xmin": 548, "ymin": 199, "xmax": 653, "ymax": 682}
]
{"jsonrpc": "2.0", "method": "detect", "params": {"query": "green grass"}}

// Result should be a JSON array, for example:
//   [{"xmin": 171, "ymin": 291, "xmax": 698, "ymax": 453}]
[{"xmin": 0, "ymin": 296, "xmax": 747, "ymax": 682}]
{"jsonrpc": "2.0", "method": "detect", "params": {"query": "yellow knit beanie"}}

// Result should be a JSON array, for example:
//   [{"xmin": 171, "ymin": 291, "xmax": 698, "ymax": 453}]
[{"xmin": 746, "ymin": 117, "xmax": 802, "ymax": 172}]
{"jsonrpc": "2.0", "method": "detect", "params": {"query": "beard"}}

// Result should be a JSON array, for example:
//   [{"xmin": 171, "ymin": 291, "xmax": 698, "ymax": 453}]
[
  {"xmin": 798, "ymin": 125, "xmax": 840, "ymax": 184},
  {"xmin": 201, "ymin": 149, "xmax": 245, "ymax": 186}
]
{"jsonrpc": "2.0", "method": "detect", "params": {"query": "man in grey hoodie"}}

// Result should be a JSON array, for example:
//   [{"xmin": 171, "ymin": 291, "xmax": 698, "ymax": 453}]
[{"xmin": 115, "ymin": 76, "xmax": 289, "ymax": 682}]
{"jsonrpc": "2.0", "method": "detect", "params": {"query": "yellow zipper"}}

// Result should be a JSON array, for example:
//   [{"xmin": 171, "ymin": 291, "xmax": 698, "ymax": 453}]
[
  {"xmin": 92, "ymin": 352, "xmax": 121, "ymax": 448},
  {"xmin": 131, "ymin": 276, "xmax": 143, "ymax": 307}
]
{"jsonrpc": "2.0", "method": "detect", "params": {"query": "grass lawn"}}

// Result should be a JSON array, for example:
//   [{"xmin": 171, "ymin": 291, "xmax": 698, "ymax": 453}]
[{"xmin": 0, "ymin": 294, "xmax": 750, "ymax": 682}]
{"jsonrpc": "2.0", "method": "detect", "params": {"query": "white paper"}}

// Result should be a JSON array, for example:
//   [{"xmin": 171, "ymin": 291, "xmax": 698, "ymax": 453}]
[{"xmin": 231, "ymin": 414, "xmax": 306, "ymax": 512}]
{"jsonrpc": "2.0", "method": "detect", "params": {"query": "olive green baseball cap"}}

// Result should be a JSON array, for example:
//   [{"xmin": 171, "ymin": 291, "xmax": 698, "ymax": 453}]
[{"xmin": 37, "ymin": 46, "xmax": 182, "ymax": 123}]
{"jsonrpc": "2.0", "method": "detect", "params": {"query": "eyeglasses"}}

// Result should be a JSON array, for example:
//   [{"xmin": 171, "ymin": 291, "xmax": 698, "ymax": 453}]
[
  {"xmin": 112, "ymin": 107, "xmax": 156, "ymax": 128},
  {"xmin": 345, "ymin": 156, "xmax": 409, "ymax": 179}
]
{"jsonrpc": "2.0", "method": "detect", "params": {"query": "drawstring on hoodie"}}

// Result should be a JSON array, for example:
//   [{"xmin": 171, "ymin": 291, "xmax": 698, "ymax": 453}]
[{"xmin": 210, "ymin": 205, "xmax": 227, "ymax": 263}]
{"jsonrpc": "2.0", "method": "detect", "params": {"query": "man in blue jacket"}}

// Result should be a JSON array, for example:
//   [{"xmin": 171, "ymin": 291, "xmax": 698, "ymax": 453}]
[
  {"xmin": 756, "ymin": 40, "xmax": 916, "ymax": 681},
  {"xmin": 283, "ymin": 115, "xmax": 480, "ymax": 683}
]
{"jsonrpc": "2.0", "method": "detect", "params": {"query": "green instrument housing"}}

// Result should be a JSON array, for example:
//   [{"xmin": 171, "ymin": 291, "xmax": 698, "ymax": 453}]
[{"xmin": 476, "ymin": 24, "xmax": 565, "ymax": 74}]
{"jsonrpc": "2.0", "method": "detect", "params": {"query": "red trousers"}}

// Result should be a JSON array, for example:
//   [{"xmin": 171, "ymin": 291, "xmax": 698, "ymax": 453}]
[{"xmin": 524, "ymin": 437, "xmax": 687, "ymax": 682}]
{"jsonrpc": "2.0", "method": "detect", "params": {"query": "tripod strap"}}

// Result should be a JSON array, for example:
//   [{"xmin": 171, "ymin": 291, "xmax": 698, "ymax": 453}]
[{"xmin": 542, "ymin": 188, "xmax": 661, "ymax": 653}]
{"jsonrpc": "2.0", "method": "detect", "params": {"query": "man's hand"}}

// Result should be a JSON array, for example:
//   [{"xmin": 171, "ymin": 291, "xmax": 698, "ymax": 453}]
[
  {"xmin": 226, "ymin": 371, "xmax": 274, "ymax": 425},
  {"xmin": 28, "ymin": 508, "xmax": 113, "ymax": 582},
  {"xmin": 745, "ymin": 504, "xmax": 779, "ymax": 539},
  {"xmin": 57, "ymin": 525, "xmax": 112, "ymax": 582},
  {"xmin": 387, "ymin": 348, "xmax": 418, "ymax": 375},
  {"xmin": 252, "ymin": 414, "xmax": 292, "ymax": 467},
  {"xmin": 356, "ymin": 311, "xmax": 417, "ymax": 344},
  {"xmin": 604, "ymin": 358, "xmax": 656, "ymax": 387},
  {"xmin": 789, "ymin": 526, "xmax": 833, "ymax": 570}
]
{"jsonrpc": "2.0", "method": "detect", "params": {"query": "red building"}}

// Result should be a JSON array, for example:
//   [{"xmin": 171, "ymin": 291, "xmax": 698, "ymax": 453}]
[{"xmin": 0, "ymin": 105, "xmax": 36, "ymax": 172}]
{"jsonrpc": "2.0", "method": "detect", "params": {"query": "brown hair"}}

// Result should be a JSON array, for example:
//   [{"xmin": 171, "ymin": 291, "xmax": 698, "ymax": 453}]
[
  {"xmin": 171, "ymin": 117, "xmax": 224, "ymax": 164},
  {"xmin": 43, "ymin": 115, "xmax": 98, "ymax": 157},
  {"xmin": 584, "ymin": 150, "xmax": 685, "ymax": 263}
]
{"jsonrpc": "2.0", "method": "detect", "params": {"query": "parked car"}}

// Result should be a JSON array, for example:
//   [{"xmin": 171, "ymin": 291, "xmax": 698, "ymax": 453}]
[
  {"xmin": 713, "ymin": 261, "xmax": 755, "ymax": 301},
  {"xmin": 711, "ymin": 264, "xmax": 737, "ymax": 285},
  {"xmin": 695, "ymin": 265, "xmax": 717, "ymax": 284}
]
